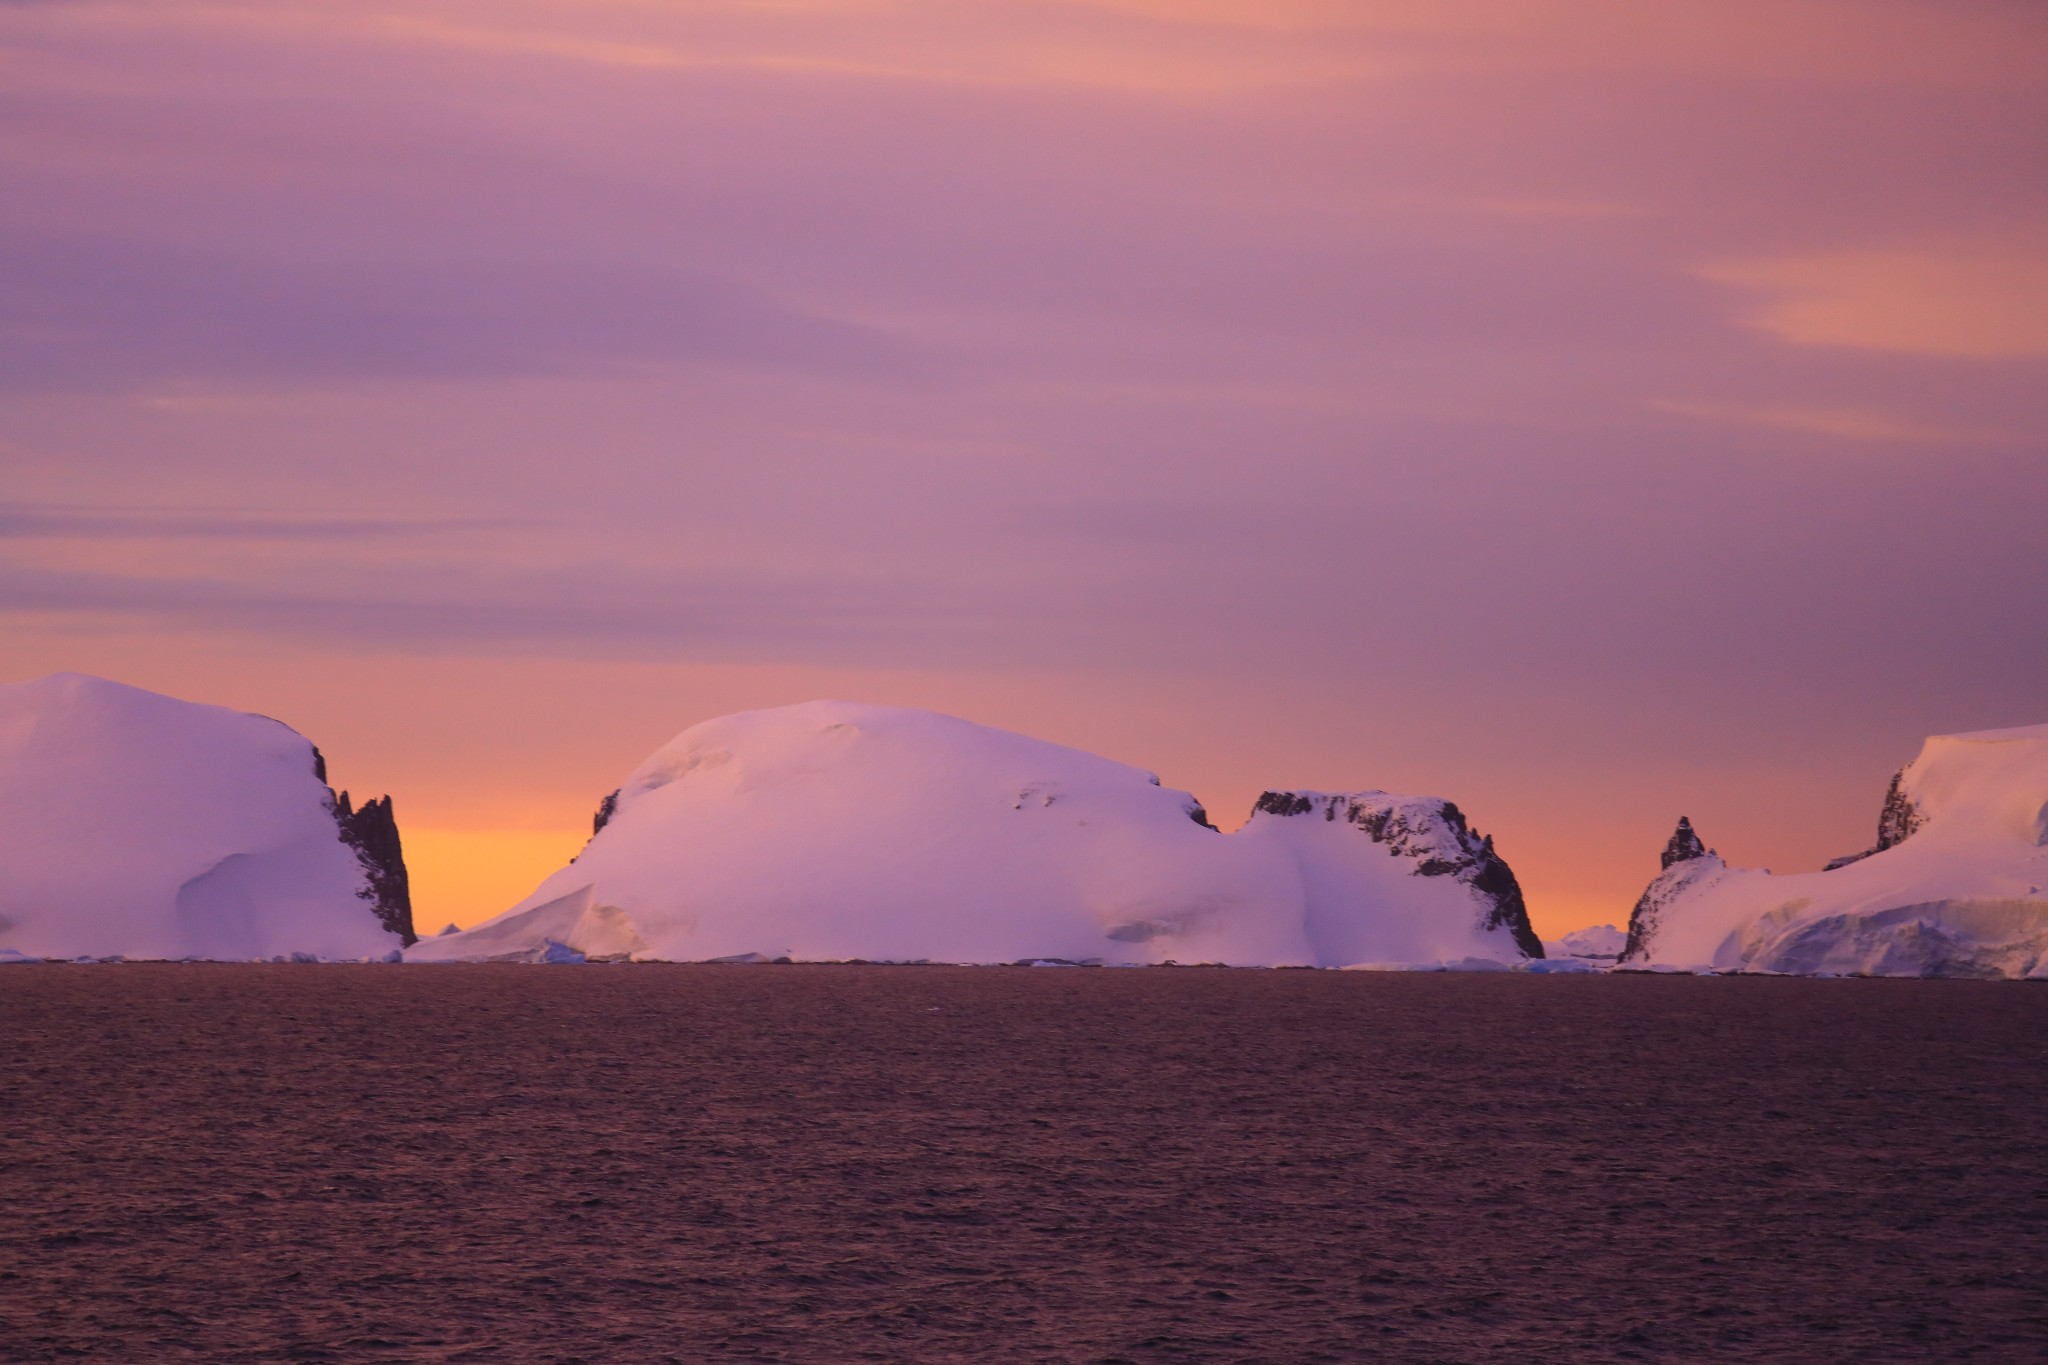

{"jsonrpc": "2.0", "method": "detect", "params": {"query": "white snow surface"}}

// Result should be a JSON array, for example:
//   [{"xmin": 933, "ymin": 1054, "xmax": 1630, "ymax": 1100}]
[
  {"xmin": 412, "ymin": 701, "xmax": 1536, "ymax": 967},
  {"xmin": 1625, "ymin": 724, "xmax": 2048, "ymax": 978},
  {"xmin": 1550, "ymin": 924, "xmax": 1626, "ymax": 958},
  {"xmin": 1231, "ymin": 792, "xmax": 1535, "ymax": 967},
  {"xmin": 0, "ymin": 673, "xmax": 402, "ymax": 962}
]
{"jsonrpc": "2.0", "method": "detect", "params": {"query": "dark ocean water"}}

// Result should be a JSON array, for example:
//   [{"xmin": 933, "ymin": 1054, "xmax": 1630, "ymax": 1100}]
[{"xmin": 2, "ymin": 964, "xmax": 2042, "ymax": 1363}]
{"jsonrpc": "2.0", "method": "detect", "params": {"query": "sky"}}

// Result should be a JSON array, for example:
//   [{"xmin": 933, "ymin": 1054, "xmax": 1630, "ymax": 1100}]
[{"xmin": 3, "ymin": 0, "xmax": 2044, "ymax": 938}]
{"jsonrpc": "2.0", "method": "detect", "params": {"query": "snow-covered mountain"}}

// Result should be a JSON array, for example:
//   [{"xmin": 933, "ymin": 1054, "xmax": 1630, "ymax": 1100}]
[
  {"xmin": 1620, "ymin": 725, "xmax": 2048, "ymax": 978},
  {"xmin": 0, "ymin": 673, "xmax": 411, "ymax": 961},
  {"xmin": 1235, "ymin": 791, "xmax": 1542, "ymax": 966},
  {"xmin": 412, "ymin": 701, "xmax": 1542, "ymax": 967},
  {"xmin": 1548, "ymin": 924, "xmax": 1625, "ymax": 959}
]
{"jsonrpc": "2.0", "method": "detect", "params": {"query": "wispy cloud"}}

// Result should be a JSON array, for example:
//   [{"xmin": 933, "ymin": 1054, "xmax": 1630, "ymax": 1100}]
[
  {"xmin": 0, "ymin": 502, "xmax": 529, "ymax": 540},
  {"xmin": 1648, "ymin": 399, "xmax": 2006, "ymax": 446},
  {"xmin": 0, "ymin": 230, "xmax": 940, "ymax": 393},
  {"xmin": 1700, "ymin": 250, "xmax": 2048, "ymax": 359},
  {"xmin": 0, "ymin": 554, "xmax": 1073, "ymax": 668}
]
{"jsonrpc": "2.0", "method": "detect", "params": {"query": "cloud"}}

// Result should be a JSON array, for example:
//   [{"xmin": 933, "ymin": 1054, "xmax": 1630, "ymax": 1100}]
[
  {"xmin": 0, "ymin": 553, "xmax": 1069, "ymax": 668},
  {"xmin": 1701, "ymin": 250, "xmax": 2048, "ymax": 359},
  {"xmin": 1647, "ymin": 399, "xmax": 2005, "ymax": 446},
  {"xmin": 0, "ymin": 230, "xmax": 938, "ymax": 393},
  {"xmin": 0, "ymin": 502, "xmax": 525, "ymax": 540}
]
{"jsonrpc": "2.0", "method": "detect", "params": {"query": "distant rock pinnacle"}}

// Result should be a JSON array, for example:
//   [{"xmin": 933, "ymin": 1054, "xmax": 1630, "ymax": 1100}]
[
  {"xmin": 1622, "ymin": 817, "xmax": 1721, "ymax": 961},
  {"xmin": 1661, "ymin": 816, "xmax": 1709, "ymax": 870}
]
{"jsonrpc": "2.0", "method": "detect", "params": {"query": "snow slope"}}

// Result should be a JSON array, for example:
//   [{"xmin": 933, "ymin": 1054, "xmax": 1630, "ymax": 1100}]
[
  {"xmin": 1234, "ymin": 791, "xmax": 1542, "ymax": 967},
  {"xmin": 0, "ymin": 674, "xmax": 407, "ymax": 961},
  {"xmin": 1621, "ymin": 725, "xmax": 2048, "ymax": 978},
  {"xmin": 414, "ymin": 701, "xmax": 1541, "ymax": 967}
]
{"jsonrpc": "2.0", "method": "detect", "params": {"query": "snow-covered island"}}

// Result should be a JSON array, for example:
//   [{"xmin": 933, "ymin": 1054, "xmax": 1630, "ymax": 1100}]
[
  {"xmin": 410, "ymin": 700, "xmax": 1543, "ymax": 967},
  {"xmin": 1545, "ymin": 924, "xmax": 1626, "ymax": 960},
  {"xmin": 1620, "ymin": 724, "xmax": 2048, "ymax": 979},
  {"xmin": 0, "ymin": 674, "xmax": 412, "ymax": 962}
]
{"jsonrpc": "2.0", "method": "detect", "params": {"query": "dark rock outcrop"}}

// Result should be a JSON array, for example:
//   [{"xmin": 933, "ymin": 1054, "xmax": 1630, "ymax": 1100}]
[
  {"xmin": 571, "ymin": 788, "xmax": 625, "ymax": 865},
  {"xmin": 1622, "ymin": 817, "xmax": 1721, "ymax": 962},
  {"xmin": 1253, "ymin": 790, "xmax": 1544, "ymax": 958},
  {"xmin": 332, "ymin": 790, "xmax": 414, "ymax": 945},
  {"xmin": 1823, "ymin": 768, "xmax": 1929, "ymax": 871},
  {"xmin": 310, "ymin": 746, "xmax": 413, "ymax": 945},
  {"xmin": 1661, "ymin": 816, "xmax": 1708, "ymax": 869}
]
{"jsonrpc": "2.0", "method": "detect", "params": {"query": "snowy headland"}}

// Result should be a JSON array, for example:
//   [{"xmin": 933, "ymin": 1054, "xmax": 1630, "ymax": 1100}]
[
  {"xmin": 409, "ymin": 701, "xmax": 1542, "ymax": 968},
  {"xmin": 0, "ymin": 674, "xmax": 411, "ymax": 963},
  {"xmin": 1620, "ymin": 725, "xmax": 2048, "ymax": 980},
  {"xmin": 6, "ymin": 674, "xmax": 2046, "ymax": 979}
]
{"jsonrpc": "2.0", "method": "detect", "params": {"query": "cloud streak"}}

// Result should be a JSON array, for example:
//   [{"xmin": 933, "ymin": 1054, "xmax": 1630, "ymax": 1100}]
[
  {"xmin": 0, "ymin": 229, "xmax": 938, "ymax": 392},
  {"xmin": 0, "ymin": 502, "xmax": 528, "ymax": 540}
]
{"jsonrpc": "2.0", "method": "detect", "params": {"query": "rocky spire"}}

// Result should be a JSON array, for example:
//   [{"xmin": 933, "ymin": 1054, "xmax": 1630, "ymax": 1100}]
[
  {"xmin": 1823, "ymin": 768, "xmax": 1927, "ymax": 870},
  {"xmin": 1621, "ymin": 817, "xmax": 1718, "ymax": 961},
  {"xmin": 1660, "ymin": 816, "xmax": 1708, "ymax": 870},
  {"xmin": 333, "ymin": 790, "xmax": 415, "ymax": 945},
  {"xmin": 1873, "ymin": 769, "xmax": 1925, "ymax": 852}
]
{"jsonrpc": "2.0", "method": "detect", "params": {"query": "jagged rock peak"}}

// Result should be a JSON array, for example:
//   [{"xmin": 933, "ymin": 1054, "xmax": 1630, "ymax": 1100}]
[
  {"xmin": 1823, "ymin": 767, "xmax": 1930, "ymax": 871},
  {"xmin": 1254, "ymin": 791, "xmax": 1488, "ymax": 876},
  {"xmin": 332, "ymin": 790, "xmax": 414, "ymax": 945},
  {"xmin": 1874, "ymin": 768, "xmax": 1925, "ymax": 851},
  {"xmin": 1661, "ymin": 816, "xmax": 1709, "ymax": 869},
  {"xmin": 1251, "ymin": 790, "xmax": 1543, "ymax": 959},
  {"xmin": 1622, "ymin": 819, "xmax": 1727, "ymax": 961},
  {"xmin": 592, "ymin": 789, "xmax": 621, "ymax": 837}
]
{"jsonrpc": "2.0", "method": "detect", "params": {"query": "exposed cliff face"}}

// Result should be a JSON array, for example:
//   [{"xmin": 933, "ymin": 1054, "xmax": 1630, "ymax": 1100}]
[
  {"xmin": 0, "ymin": 673, "xmax": 407, "ymax": 961},
  {"xmin": 1250, "ymin": 790, "xmax": 1543, "ymax": 960},
  {"xmin": 1826, "ymin": 773, "xmax": 1933, "ymax": 871},
  {"xmin": 1823, "ymin": 769, "xmax": 1929, "ymax": 870},
  {"xmin": 331, "ymin": 789, "xmax": 415, "ymax": 945},
  {"xmin": 1875, "ymin": 769, "xmax": 1927, "ymax": 850}
]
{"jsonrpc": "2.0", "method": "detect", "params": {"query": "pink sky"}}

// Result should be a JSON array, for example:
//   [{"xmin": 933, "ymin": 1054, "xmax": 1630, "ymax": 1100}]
[{"xmin": 3, "ymin": 0, "xmax": 2044, "ymax": 933}]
